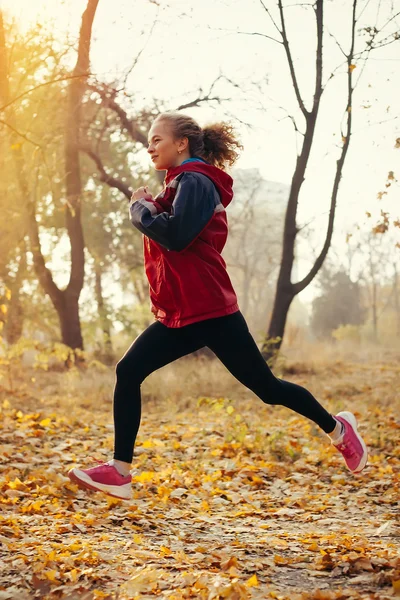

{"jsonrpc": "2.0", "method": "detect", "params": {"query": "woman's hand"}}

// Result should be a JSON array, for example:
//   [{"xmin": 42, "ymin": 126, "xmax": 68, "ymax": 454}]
[{"xmin": 130, "ymin": 186, "xmax": 153, "ymax": 203}]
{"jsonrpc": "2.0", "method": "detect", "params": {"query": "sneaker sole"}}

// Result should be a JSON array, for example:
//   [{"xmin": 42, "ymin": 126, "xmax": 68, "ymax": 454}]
[
  {"xmin": 68, "ymin": 468, "xmax": 132, "ymax": 500},
  {"xmin": 336, "ymin": 411, "xmax": 368, "ymax": 473}
]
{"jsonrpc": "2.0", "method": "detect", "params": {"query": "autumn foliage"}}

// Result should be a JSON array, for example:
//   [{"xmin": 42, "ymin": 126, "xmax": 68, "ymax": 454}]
[{"xmin": 1, "ymin": 350, "xmax": 399, "ymax": 599}]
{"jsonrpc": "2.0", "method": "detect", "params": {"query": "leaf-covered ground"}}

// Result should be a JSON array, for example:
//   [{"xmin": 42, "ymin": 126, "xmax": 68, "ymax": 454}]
[{"xmin": 1, "ymin": 356, "xmax": 399, "ymax": 599}]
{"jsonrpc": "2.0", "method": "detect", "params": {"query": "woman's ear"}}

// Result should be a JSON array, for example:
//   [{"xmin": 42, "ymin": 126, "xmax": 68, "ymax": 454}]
[{"xmin": 178, "ymin": 137, "xmax": 189, "ymax": 153}]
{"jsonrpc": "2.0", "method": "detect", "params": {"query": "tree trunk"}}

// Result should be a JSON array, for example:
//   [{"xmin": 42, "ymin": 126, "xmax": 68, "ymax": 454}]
[
  {"xmin": 263, "ymin": 286, "xmax": 295, "ymax": 361},
  {"xmin": 57, "ymin": 292, "xmax": 83, "ymax": 349},
  {"xmin": 62, "ymin": 0, "xmax": 99, "ymax": 349}
]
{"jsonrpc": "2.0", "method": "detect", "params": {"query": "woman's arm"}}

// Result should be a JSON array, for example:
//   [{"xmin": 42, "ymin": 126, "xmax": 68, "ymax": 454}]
[{"xmin": 129, "ymin": 172, "xmax": 218, "ymax": 252}]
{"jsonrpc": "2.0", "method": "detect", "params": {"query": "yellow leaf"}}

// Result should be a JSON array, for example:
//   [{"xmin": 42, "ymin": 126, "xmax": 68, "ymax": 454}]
[
  {"xmin": 133, "ymin": 471, "xmax": 155, "ymax": 483},
  {"xmin": 142, "ymin": 439, "xmax": 154, "ymax": 448},
  {"xmin": 226, "ymin": 405, "xmax": 234, "ymax": 414},
  {"xmin": 251, "ymin": 475, "xmax": 263, "ymax": 484},
  {"xmin": 349, "ymin": 63, "xmax": 356, "ymax": 72},
  {"xmin": 157, "ymin": 485, "xmax": 170, "ymax": 499},
  {"xmin": 39, "ymin": 418, "xmax": 52, "ymax": 427},
  {"xmin": 106, "ymin": 496, "xmax": 121, "ymax": 507},
  {"xmin": 133, "ymin": 534, "xmax": 143, "ymax": 544},
  {"xmin": 307, "ymin": 542, "xmax": 319, "ymax": 551},
  {"xmin": 47, "ymin": 550, "xmax": 57, "ymax": 561},
  {"xmin": 201, "ymin": 500, "xmax": 210, "ymax": 511},
  {"xmin": 43, "ymin": 570, "xmax": 59, "ymax": 582},
  {"xmin": 246, "ymin": 574, "xmax": 259, "ymax": 587},
  {"xmin": 393, "ymin": 579, "xmax": 400, "ymax": 593},
  {"xmin": 160, "ymin": 546, "xmax": 172, "ymax": 556},
  {"xmin": 68, "ymin": 543, "xmax": 82, "ymax": 551},
  {"xmin": 8, "ymin": 477, "xmax": 25, "ymax": 490},
  {"xmin": 68, "ymin": 569, "xmax": 79, "ymax": 582}
]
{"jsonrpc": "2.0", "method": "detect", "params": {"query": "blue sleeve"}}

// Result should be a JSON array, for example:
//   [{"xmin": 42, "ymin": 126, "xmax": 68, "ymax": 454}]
[{"xmin": 129, "ymin": 172, "xmax": 217, "ymax": 252}]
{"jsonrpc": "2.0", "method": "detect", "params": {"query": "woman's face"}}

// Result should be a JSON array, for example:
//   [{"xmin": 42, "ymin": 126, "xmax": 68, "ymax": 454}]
[{"xmin": 147, "ymin": 120, "xmax": 188, "ymax": 170}]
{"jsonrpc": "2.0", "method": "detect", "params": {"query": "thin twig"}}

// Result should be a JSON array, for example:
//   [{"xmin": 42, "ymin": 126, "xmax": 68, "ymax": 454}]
[{"xmin": 0, "ymin": 73, "xmax": 91, "ymax": 112}]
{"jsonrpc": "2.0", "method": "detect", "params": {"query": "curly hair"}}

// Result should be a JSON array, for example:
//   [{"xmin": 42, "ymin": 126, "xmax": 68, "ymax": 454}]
[{"xmin": 155, "ymin": 111, "xmax": 244, "ymax": 171}]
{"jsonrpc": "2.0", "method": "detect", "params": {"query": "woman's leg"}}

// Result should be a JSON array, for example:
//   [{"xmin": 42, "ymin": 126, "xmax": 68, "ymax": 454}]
[
  {"xmin": 198, "ymin": 311, "xmax": 337, "ymax": 433},
  {"xmin": 113, "ymin": 321, "xmax": 205, "ymax": 464}
]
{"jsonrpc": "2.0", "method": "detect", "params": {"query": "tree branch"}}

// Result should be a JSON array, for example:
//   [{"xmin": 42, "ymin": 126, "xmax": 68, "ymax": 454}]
[
  {"xmin": 0, "ymin": 73, "xmax": 91, "ymax": 112},
  {"xmin": 122, "ymin": 11, "xmax": 160, "ymax": 88},
  {"xmin": 27, "ymin": 155, "xmax": 64, "ymax": 309},
  {"xmin": 312, "ymin": 0, "xmax": 323, "ymax": 113},
  {"xmin": 87, "ymin": 82, "xmax": 149, "ymax": 146},
  {"xmin": 327, "ymin": 29, "xmax": 348, "ymax": 59},
  {"xmin": 277, "ymin": 0, "xmax": 309, "ymax": 118},
  {"xmin": 80, "ymin": 145, "xmax": 132, "ymax": 200},
  {"xmin": 0, "ymin": 118, "xmax": 42, "ymax": 147},
  {"xmin": 259, "ymin": 0, "xmax": 282, "ymax": 35},
  {"xmin": 208, "ymin": 26, "xmax": 282, "ymax": 45}
]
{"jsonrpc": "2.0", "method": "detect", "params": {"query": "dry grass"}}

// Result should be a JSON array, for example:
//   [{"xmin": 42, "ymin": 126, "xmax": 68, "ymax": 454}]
[{"xmin": 3, "ymin": 338, "xmax": 399, "ymax": 420}]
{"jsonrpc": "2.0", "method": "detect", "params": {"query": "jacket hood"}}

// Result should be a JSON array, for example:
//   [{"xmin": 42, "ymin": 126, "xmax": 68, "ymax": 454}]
[{"xmin": 165, "ymin": 162, "xmax": 234, "ymax": 208}]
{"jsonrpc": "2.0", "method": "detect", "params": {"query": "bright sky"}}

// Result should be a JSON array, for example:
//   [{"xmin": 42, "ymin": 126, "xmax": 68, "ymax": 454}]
[{"xmin": 2, "ymin": 0, "xmax": 399, "ymax": 304}]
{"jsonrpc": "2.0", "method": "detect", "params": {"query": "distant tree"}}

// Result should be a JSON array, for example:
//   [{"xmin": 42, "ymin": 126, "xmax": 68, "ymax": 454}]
[
  {"xmin": 223, "ymin": 171, "xmax": 285, "ymax": 331},
  {"xmin": 311, "ymin": 265, "xmax": 367, "ymax": 339},
  {"xmin": 348, "ymin": 228, "xmax": 399, "ymax": 343}
]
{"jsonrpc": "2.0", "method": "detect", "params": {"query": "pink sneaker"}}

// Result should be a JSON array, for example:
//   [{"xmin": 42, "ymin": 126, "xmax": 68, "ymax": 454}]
[
  {"xmin": 332, "ymin": 411, "xmax": 368, "ymax": 473},
  {"xmin": 68, "ymin": 457, "xmax": 132, "ymax": 500}
]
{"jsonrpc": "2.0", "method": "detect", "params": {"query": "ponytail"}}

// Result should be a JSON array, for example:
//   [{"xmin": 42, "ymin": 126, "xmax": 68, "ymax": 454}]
[{"xmin": 155, "ymin": 111, "xmax": 243, "ymax": 170}]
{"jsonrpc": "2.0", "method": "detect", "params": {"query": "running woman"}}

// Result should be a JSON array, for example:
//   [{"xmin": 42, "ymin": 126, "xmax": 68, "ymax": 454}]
[{"xmin": 68, "ymin": 112, "xmax": 368, "ymax": 500}]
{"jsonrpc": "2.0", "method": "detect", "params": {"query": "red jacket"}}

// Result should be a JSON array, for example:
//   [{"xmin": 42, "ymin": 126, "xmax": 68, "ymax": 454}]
[{"xmin": 129, "ymin": 158, "xmax": 239, "ymax": 327}]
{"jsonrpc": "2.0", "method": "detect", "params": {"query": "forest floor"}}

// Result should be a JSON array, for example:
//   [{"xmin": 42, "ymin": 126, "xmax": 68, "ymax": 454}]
[{"xmin": 0, "ymin": 347, "xmax": 399, "ymax": 599}]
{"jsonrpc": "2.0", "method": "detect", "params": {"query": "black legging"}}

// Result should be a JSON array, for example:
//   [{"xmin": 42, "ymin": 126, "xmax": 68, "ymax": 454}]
[{"xmin": 113, "ymin": 310, "xmax": 336, "ymax": 463}]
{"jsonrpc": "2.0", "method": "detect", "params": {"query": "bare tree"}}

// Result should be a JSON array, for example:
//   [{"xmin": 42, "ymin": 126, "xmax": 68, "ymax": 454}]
[{"xmin": 243, "ymin": 0, "xmax": 400, "ymax": 361}]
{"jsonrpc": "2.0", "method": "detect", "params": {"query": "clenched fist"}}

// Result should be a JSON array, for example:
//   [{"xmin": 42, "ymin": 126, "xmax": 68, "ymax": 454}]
[{"xmin": 130, "ymin": 186, "xmax": 153, "ymax": 203}]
